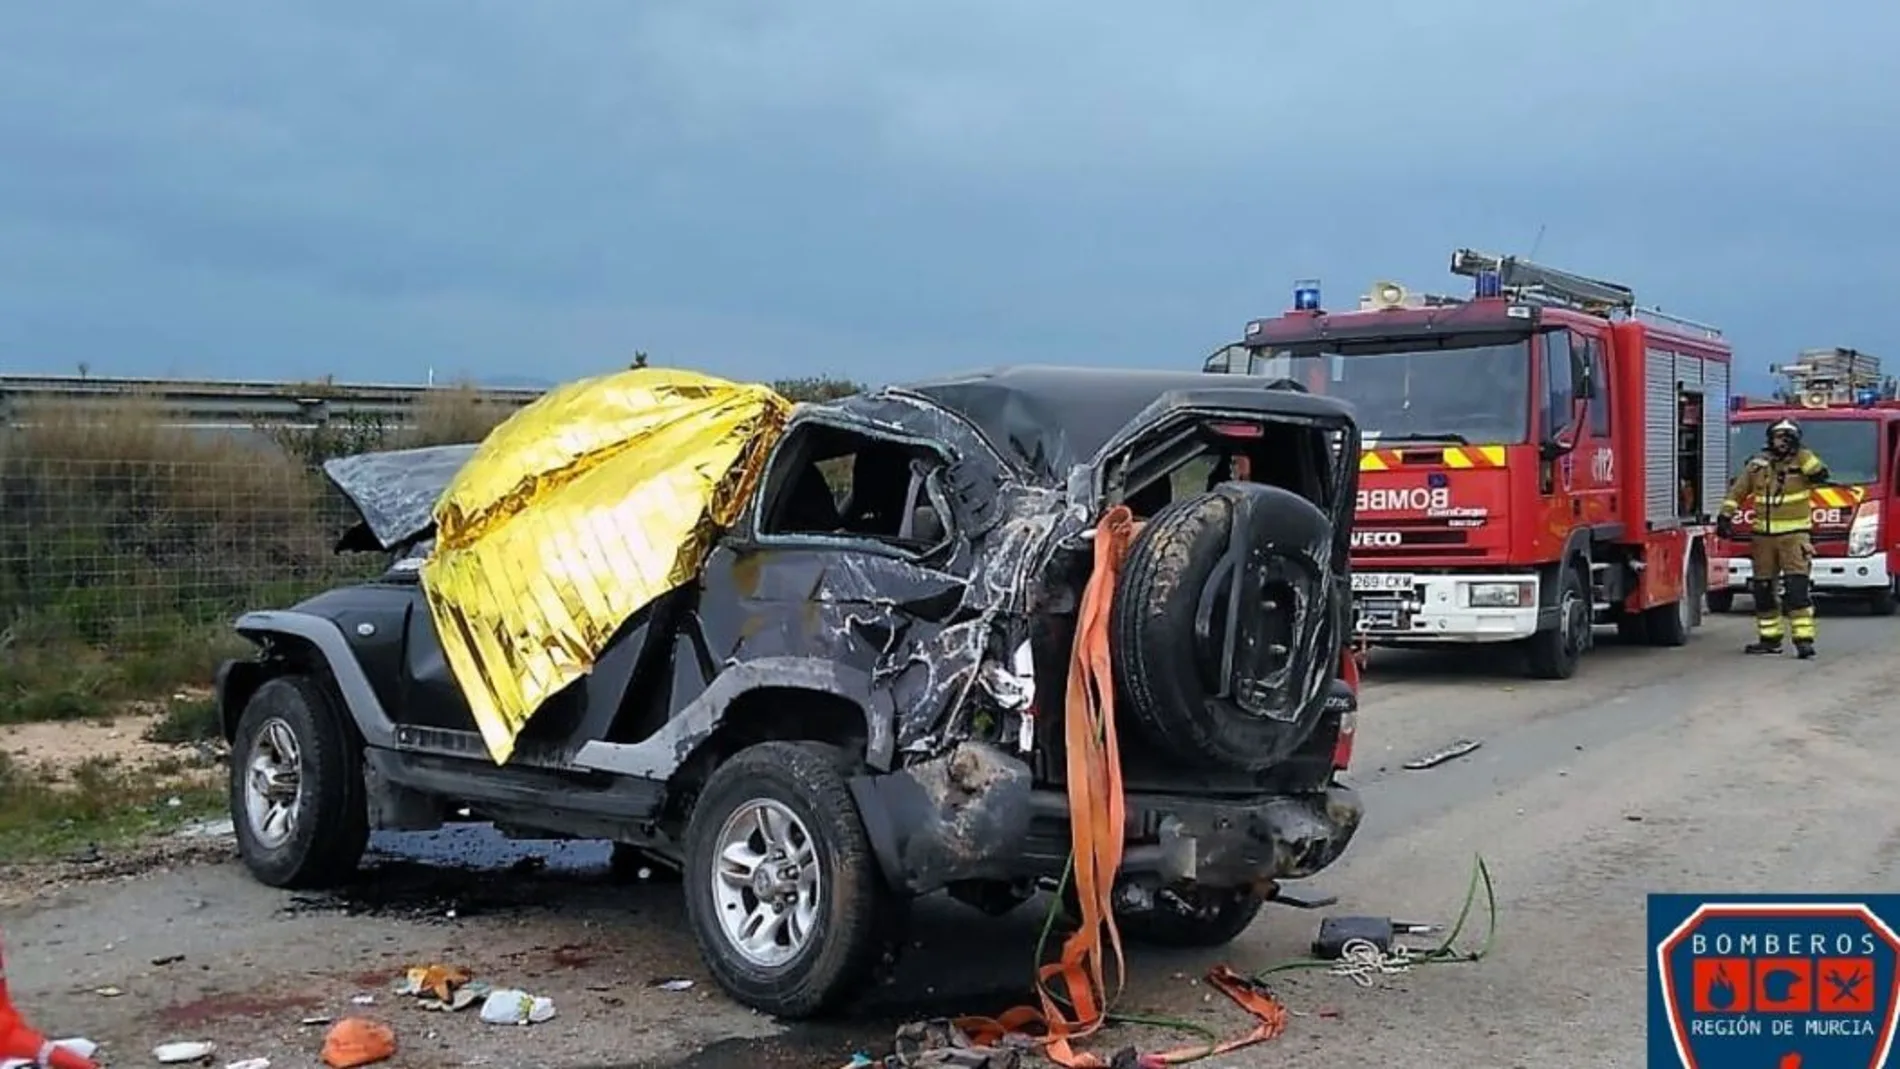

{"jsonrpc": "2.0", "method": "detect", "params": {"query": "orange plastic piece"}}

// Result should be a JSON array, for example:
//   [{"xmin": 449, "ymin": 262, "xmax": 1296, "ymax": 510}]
[{"xmin": 321, "ymin": 1017, "xmax": 397, "ymax": 1068}]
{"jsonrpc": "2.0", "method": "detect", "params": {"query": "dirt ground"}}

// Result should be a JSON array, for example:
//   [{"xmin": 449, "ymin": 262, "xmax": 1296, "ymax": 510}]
[
  {"xmin": 2, "ymin": 712, "xmax": 176, "ymax": 778},
  {"xmin": 4, "ymin": 608, "xmax": 1898, "ymax": 1068}
]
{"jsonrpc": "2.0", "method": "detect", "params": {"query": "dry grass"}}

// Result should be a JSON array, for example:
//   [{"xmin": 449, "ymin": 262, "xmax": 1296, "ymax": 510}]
[
  {"xmin": 0, "ymin": 746, "xmax": 224, "ymax": 860},
  {"xmin": 0, "ymin": 377, "xmax": 861, "ymax": 728},
  {"xmin": 0, "ymin": 386, "xmax": 517, "ymax": 725}
]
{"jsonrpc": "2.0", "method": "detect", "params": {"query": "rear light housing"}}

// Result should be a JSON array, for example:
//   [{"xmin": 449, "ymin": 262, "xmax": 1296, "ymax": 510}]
[
  {"xmin": 1331, "ymin": 649, "xmax": 1359, "ymax": 771},
  {"xmin": 1332, "ymin": 710, "xmax": 1357, "ymax": 772}
]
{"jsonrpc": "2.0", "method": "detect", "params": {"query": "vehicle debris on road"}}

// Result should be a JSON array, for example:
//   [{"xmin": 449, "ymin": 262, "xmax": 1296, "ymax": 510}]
[
  {"xmin": 319, "ymin": 1017, "xmax": 396, "ymax": 1068},
  {"xmin": 1402, "ymin": 738, "xmax": 1483, "ymax": 770},
  {"xmin": 153, "ymin": 1040, "xmax": 216, "ymax": 1063},
  {"xmin": 477, "ymin": 989, "xmax": 556, "ymax": 1026},
  {"xmin": 391, "ymin": 963, "xmax": 487, "ymax": 1011}
]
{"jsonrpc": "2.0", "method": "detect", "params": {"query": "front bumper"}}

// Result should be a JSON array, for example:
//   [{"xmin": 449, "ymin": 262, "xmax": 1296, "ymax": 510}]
[
  {"xmin": 1350, "ymin": 570, "xmax": 1541, "ymax": 642},
  {"xmin": 850, "ymin": 742, "xmax": 1362, "ymax": 897},
  {"xmin": 1715, "ymin": 554, "xmax": 1891, "ymax": 592}
]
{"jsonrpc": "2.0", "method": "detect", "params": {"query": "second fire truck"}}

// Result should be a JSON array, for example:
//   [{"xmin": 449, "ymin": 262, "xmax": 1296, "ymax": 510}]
[
  {"xmin": 1708, "ymin": 348, "xmax": 1900, "ymax": 617},
  {"xmin": 1204, "ymin": 249, "xmax": 1732, "ymax": 679}
]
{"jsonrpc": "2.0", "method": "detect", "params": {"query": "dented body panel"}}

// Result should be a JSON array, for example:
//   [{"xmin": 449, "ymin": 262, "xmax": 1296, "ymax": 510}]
[{"xmin": 218, "ymin": 365, "xmax": 1366, "ymax": 901}]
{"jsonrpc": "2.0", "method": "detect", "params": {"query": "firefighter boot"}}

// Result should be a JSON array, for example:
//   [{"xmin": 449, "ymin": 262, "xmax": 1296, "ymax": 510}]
[
  {"xmin": 1745, "ymin": 578, "xmax": 1784, "ymax": 655},
  {"xmin": 1785, "ymin": 575, "xmax": 1817, "ymax": 659}
]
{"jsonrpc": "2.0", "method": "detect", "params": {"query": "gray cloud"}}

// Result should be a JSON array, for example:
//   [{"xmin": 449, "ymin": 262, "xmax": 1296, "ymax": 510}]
[{"xmin": 0, "ymin": 0, "xmax": 1894, "ymax": 388}]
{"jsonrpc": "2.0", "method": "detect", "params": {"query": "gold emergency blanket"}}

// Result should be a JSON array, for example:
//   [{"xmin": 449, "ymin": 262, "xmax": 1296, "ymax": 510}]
[{"xmin": 420, "ymin": 368, "xmax": 792, "ymax": 764}]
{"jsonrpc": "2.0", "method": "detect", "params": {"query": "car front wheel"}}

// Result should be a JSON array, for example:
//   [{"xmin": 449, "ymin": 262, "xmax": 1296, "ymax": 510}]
[
  {"xmin": 681, "ymin": 742, "xmax": 891, "ymax": 1018},
  {"xmin": 230, "ymin": 675, "xmax": 369, "ymax": 889}
]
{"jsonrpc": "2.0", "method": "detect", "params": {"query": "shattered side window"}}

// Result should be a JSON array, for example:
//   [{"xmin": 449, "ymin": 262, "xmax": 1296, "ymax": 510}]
[
  {"xmin": 1116, "ymin": 419, "xmax": 1335, "ymax": 518},
  {"xmin": 758, "ymin": 423, "xmax": 951, "ymax": 550}
]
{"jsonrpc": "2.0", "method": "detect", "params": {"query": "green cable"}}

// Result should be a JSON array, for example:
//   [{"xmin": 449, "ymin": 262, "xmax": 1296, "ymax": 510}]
[
  {"xmin": 1251, "ymin": 853, "xmax": 1498, "ymax": 980},
  {"xmin": 1010, "ymin": 854, "xmax": 1496, "ymax": 1065}
]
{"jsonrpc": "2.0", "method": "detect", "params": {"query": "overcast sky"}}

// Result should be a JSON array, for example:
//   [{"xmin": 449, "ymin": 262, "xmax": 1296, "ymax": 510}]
[{"xmin": 1, "ymin": 1, "xmax": 1892, "ymax": 391}]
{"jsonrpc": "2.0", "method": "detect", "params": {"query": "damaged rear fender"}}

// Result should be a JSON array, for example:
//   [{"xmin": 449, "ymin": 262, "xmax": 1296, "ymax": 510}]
[{"xmin": 570, "ymin": 657, "xmax": 899, "ymax": 781}]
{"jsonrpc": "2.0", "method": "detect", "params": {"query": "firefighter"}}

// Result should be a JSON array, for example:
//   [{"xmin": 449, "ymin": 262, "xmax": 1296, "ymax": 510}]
[{"xmin": 1714, "ymin": 417, "xmax": 1831, "ymax": 658}]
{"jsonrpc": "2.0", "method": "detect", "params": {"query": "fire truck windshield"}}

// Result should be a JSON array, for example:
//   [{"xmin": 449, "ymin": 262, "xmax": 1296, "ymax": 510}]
[
  {"xmin": 1729, "ymin": 417, "xmax": 1881, "ymax": 485},
  {"xmin": 1242, "ymin": 338, "xmax": 1531, "ymax": 444}
]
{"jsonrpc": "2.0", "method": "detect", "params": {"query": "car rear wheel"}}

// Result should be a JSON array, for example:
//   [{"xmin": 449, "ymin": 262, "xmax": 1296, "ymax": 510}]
[
  {"xmin": 1705, "ymin": 590, "xmax": 1735, "ymax": 614},
  {"xmin": 681, "ymin": 742, "xmax": 890, "ymax": 1019},
  {"xmin": 230, "ymin": 675, "xmax": 369, "ymax": 889}
]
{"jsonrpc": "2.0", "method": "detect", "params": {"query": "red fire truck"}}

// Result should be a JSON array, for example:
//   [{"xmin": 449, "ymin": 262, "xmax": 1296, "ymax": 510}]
[
  {"xmin": 1203, "ymin": 249, "xmax": 1733, "ymax": 679},
  {"xmin": 1707, "ymin": 348, "xmax": 1900, "ymax": 617}
]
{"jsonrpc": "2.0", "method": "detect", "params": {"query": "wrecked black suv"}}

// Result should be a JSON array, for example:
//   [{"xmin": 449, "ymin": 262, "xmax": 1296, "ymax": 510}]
[{"xmin": 215, "ymin": 366, "xmax": 1366, "ymax": 1018}]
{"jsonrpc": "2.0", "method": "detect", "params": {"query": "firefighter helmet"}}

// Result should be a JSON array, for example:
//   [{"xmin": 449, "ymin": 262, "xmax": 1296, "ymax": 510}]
[{"xmin": 1766, "ymin": 418, "xmax": 1801, "ymax": 449}]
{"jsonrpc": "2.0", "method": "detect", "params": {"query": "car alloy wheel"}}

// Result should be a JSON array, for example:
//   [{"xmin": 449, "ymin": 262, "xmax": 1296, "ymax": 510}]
[
  {"xmin": 243, "ymin": 716, "xmax": 304, "ymax": 850},
  {"xmin": 710, "ymin": 798, "xmax": 823, "ymax": 968}
]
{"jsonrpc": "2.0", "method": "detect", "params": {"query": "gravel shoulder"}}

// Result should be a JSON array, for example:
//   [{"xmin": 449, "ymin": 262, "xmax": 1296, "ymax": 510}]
[{"xmin": 4, "ymin": 610, "xmax": 1895, "ymax": 1068}]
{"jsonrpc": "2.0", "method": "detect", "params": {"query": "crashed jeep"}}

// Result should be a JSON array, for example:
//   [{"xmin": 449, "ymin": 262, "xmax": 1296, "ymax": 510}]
[{"xmin": 216, "ymin": 365, "xmax": 1366, "ymax": 1019}]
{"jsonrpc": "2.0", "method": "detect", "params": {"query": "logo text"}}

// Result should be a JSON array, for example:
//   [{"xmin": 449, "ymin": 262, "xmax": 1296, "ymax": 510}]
[{"xmin": 1357, "ymin": 486, "xmax": 1451, "ymax": 512}]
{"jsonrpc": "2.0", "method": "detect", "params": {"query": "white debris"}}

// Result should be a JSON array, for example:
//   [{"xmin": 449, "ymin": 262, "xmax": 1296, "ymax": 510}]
[
  {"xmin": 1, "ymin": 1038, "xmax": 95, "ymax": 1069},
  {"xmin": 154, "ymin": 1040, "xmax": 217, "ymax": 1063},
  {"xmin": 478, "ymin": 988, "xmax": 556, "ymax": 1025}
]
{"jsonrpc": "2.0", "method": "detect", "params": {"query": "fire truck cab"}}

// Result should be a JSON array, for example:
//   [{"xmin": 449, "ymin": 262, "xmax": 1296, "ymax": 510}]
[
  {"xmin": 1708, "ymin": 348, "xmax": 1900, "ymax": 617},
  {"xmin": 1204, "ymin": 249, "xmax": 1731, "ymax": 679}
]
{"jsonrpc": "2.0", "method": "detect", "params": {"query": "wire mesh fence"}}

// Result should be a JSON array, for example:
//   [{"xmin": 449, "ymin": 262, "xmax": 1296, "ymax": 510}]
[
  {"xmin": 0, "ymin": 456, "xmax": 377, "ymax": 653},
  {"xmin": 0, "ymin": 376, "xmax": 868, "ymax": 717}
]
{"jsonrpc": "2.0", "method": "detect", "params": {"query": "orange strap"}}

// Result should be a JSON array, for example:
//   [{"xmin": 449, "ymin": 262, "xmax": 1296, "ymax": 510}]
[{"xmin": 954, "ymin": 507, "xmax": 1289, "ymax": 1067}]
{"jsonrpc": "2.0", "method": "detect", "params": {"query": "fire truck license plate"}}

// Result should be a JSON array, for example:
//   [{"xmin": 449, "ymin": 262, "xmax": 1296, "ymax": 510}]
[{"xmin": 1351, "ymin": 573, "xmax": 1414, "ymax": 593}]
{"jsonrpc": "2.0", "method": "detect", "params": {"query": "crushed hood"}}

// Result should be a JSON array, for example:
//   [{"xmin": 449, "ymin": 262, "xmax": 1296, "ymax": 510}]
[
  {"xmin": 418, "ymin": 367, "xmax": 792, "ymax": 764},
  {"xmin": 323, "ymin": 443, "xmax": 479, "ymax": 551}
]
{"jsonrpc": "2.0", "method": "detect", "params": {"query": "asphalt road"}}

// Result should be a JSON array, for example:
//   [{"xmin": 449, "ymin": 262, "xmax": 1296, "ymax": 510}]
[{"xmin": 6, "ymin": 608, "xmax": 1897, "ymax": 1069}]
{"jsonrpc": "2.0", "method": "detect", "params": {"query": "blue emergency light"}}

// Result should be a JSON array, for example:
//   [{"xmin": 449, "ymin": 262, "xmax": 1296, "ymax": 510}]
[
  {"xmin": 1730, "ymin": 395, "xmax": 1745, "ymax": 412},
  {"xmin": 1292, "ymin": 279, "xmax": 1322, "ymax": 311},
  {"xmin": 1474, "ymin": 270, "xmax": 1502, "ymax": 299},
  {"xmin": 1857, "ymin": 388, "xmax": 1880, "ymax": 407}
]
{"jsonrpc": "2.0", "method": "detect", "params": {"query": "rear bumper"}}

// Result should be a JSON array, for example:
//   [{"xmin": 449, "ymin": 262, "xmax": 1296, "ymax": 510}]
[
  {"xmin": 1350, "ymin": 570, "xmax": 1540, "ymax": 642},
  {"xmin": 850, "ymin": 741, "xmax": 1362, "ymax": 897},
  {"xmin": 1715, "ymin": 554, "xmax": 1891, "ymax": 592}
]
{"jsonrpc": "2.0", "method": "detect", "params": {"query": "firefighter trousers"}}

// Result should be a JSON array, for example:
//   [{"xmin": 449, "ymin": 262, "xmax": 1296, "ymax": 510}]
[{"xmin": 1750, "ymin": 531, "xmax": 1815, "ymax": 644}]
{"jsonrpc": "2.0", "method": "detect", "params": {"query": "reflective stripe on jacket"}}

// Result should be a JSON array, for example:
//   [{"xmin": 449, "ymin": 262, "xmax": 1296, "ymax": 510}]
[{"xmin": 1720, "ymin": 448, "xmax": 1831, "ymax": 535}]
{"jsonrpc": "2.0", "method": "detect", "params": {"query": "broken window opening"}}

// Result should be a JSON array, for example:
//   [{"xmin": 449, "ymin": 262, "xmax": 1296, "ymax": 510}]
[
  {"xmin": 757, "ymin": 422, "xmax": 953, "ymax": 551},
  {"xmin": 1113, "ymin": 418, "xmax": 1333, "ymax": 519}
]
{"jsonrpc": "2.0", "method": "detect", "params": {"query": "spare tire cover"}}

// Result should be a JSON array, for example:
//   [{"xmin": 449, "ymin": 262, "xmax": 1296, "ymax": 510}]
[{"xmin": 1109, "ymin": 482, "xmax": 1344, "ymax": 773}]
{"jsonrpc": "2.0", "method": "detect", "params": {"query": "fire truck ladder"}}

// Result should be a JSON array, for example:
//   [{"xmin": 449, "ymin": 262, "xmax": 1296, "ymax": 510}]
[
  {"xmin": 1448, "ymin": 248, "xmax": 1723, "ymax": 337},
  {"xmin": 1771, "ymin": 347, "xmax": 1894, "ymax": 406}
]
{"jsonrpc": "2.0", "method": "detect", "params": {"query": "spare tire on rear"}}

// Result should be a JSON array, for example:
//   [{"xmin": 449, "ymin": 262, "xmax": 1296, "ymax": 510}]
[{"xmin": 1110, "ymin": 482, "xmax": 1344, "ymax": 773}]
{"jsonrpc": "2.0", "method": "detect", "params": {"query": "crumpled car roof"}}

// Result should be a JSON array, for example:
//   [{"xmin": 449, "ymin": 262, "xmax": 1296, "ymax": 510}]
[{"xmin": 894, "ymin": 364, "xmax": 1357, "ymax": 483}]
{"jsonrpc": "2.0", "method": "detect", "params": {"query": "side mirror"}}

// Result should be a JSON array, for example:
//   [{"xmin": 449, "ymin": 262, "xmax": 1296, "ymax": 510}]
[
  {"xmin": 1571, "ymin": 350, "xmax": 1595, "ymax": 399},
  {"xmin": 1540, "ymin": 397, "xmax": 1588, "ymax": 460}
]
